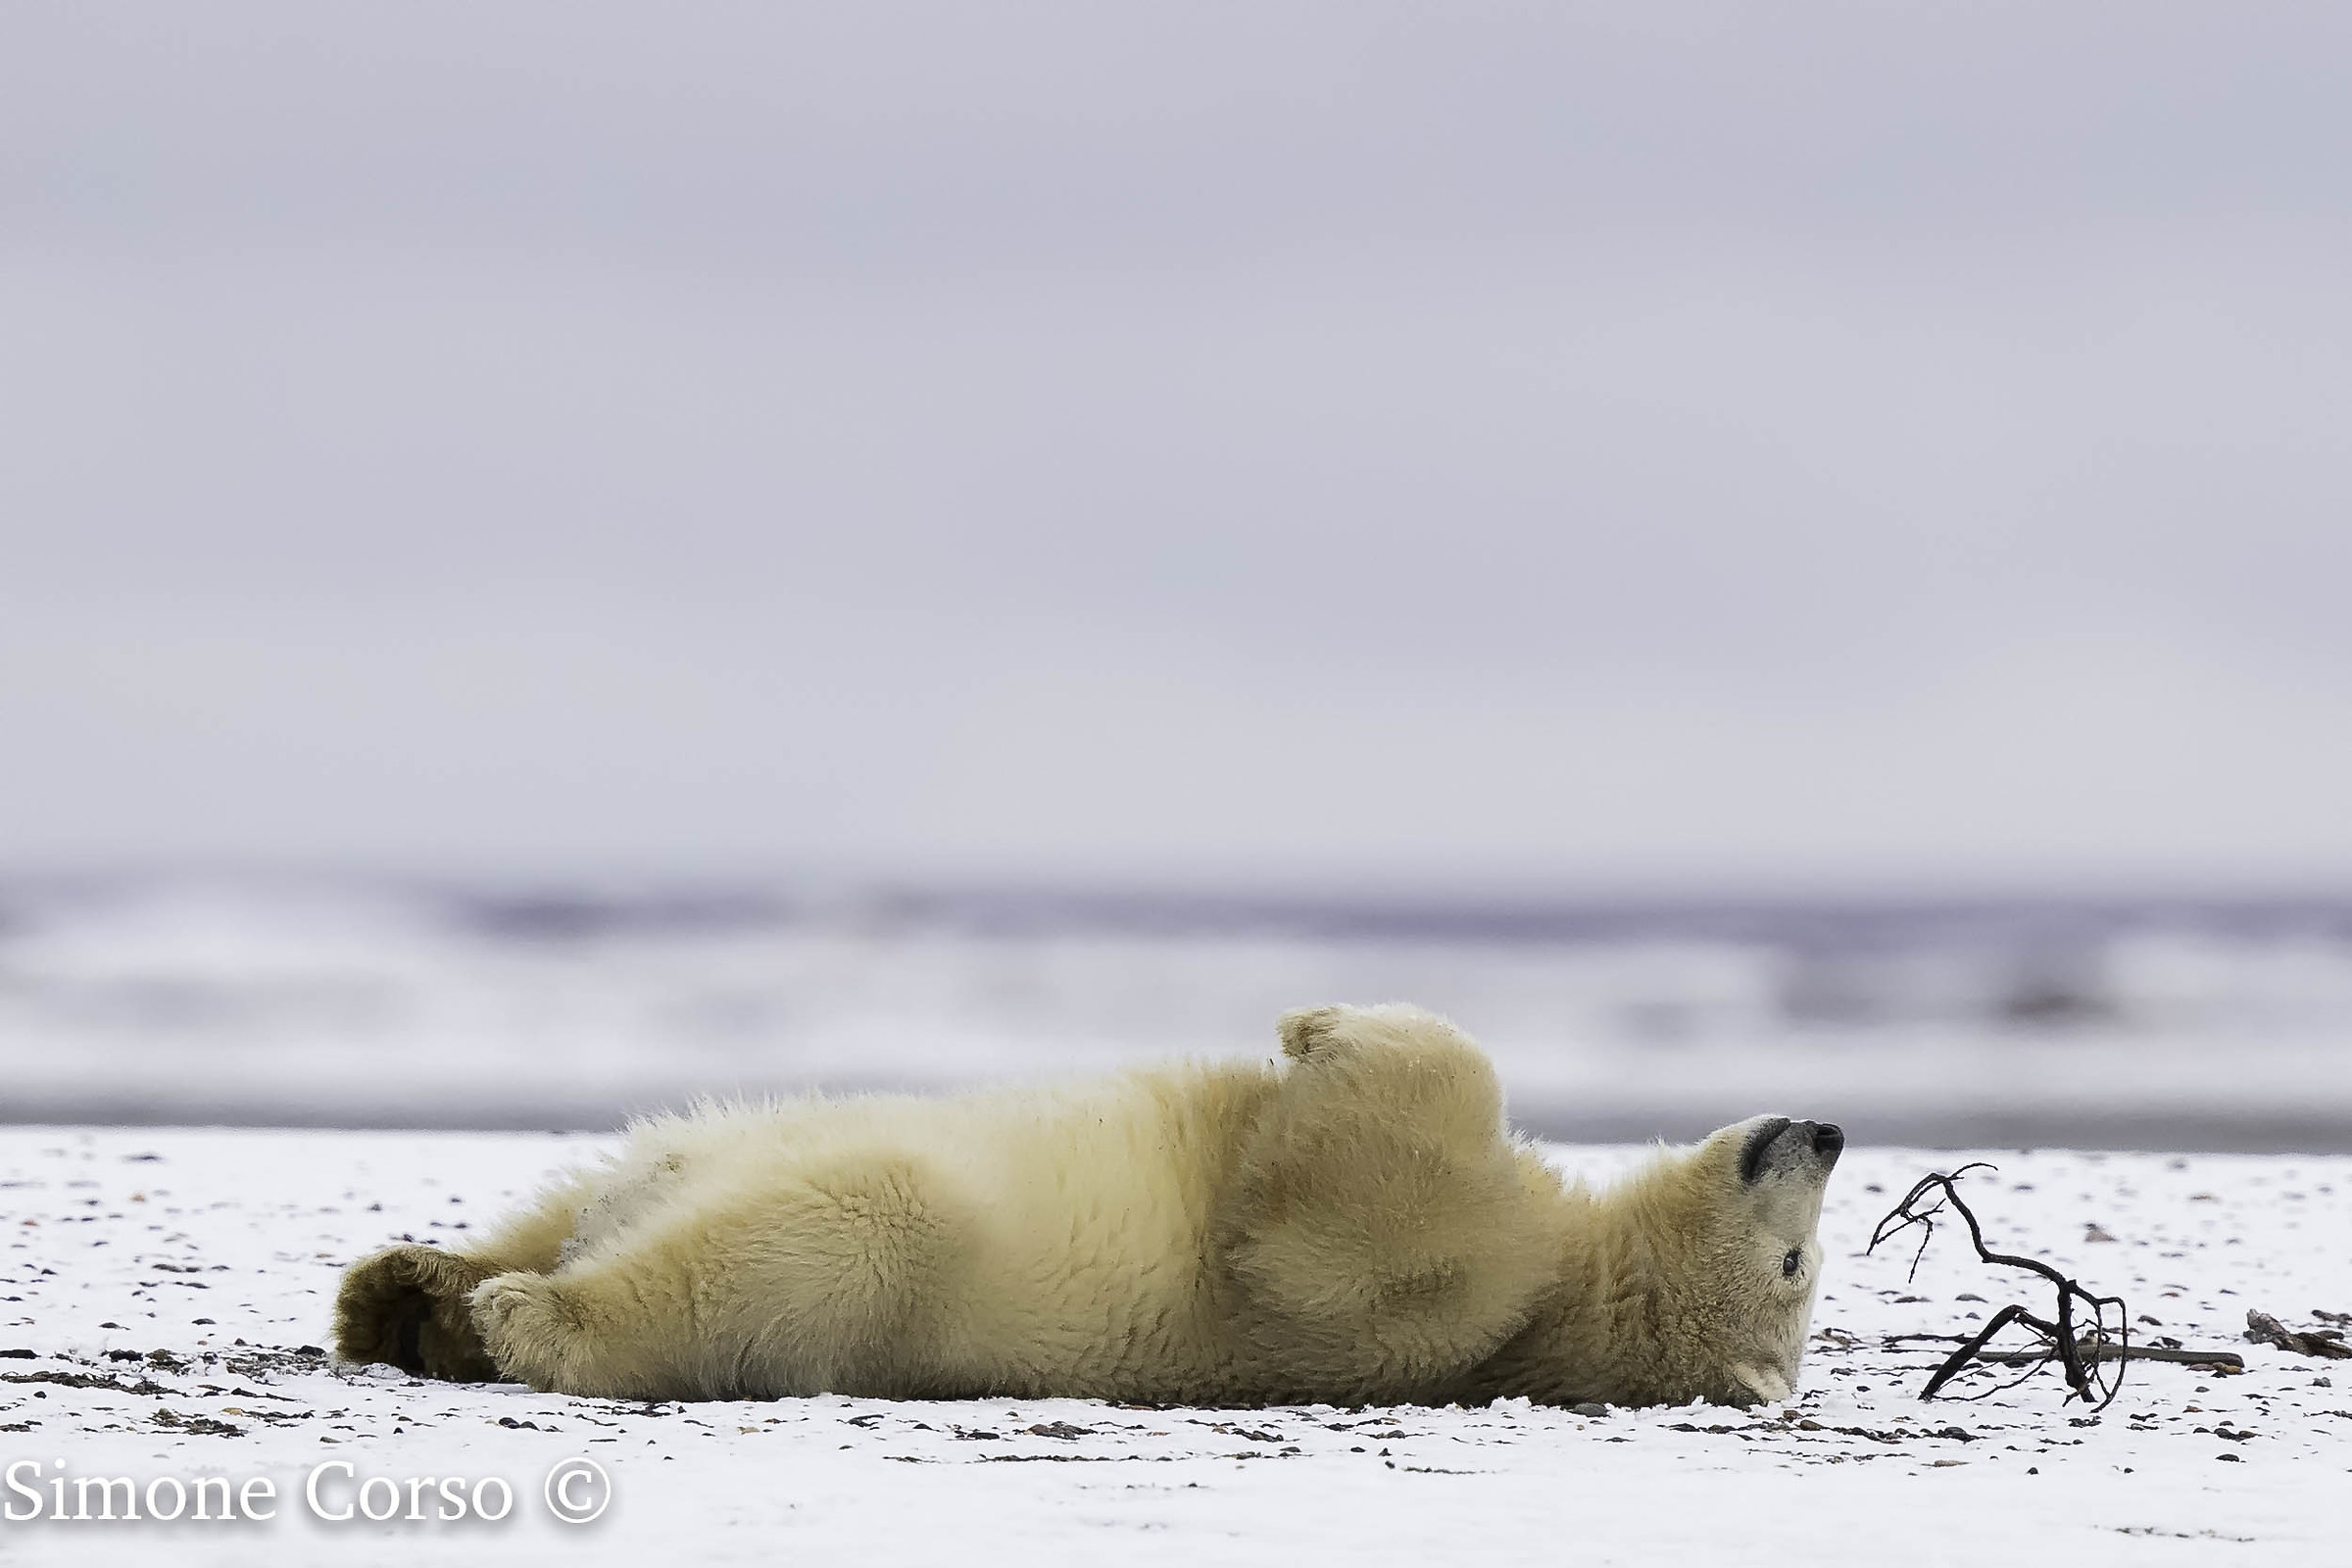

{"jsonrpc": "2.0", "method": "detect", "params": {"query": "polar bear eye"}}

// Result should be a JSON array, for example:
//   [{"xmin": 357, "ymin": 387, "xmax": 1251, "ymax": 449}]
[{"xmin": 1781, "ymin": 1248, "xmax": 1802, "ymax": 1279}]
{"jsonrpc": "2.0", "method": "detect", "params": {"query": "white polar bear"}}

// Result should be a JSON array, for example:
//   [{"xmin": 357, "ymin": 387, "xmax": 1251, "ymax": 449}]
[{"xmin": 335, "ymin": 1004, "xmax": 1842, "ymax": 1408}]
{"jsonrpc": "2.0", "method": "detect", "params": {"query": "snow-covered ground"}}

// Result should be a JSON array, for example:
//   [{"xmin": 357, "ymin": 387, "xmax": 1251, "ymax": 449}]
[{"xmin": 2, "ymin": 1126, "xmax": 2346, "ymax": 1566}]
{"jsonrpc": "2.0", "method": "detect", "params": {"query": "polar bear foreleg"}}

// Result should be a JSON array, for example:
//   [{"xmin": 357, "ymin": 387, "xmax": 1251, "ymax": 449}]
[{"xmin": 1221, "ymin": 1005, "xmax": 1563, "ymax": 1400}]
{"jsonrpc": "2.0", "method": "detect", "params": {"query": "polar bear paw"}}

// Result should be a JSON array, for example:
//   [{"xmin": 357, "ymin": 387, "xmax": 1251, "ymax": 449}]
[
  {"xmin": 1277, "ymin": 1003, "xmax": 1453, "ymax": 1062},
  {"xmin": 468, "ymin": 1272, "xmax": 581, "ymax": 1392},
  {"xmin": 1727, "ymin": 1361, "xmax": 1794, "ymax": 1406},
  {"xmin": 1276, "ymin": 1005, "xmax": 1349, "ymax": 1060},
  {"xmin": 333, "ymin": 1244, "xmax": 501, "ymax": 1382}
]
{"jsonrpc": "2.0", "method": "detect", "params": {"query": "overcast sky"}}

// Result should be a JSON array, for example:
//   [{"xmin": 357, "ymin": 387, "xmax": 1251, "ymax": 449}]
[{"xmin": 5, "ymin": 3, "xmax": 2352, "ymax": 891}]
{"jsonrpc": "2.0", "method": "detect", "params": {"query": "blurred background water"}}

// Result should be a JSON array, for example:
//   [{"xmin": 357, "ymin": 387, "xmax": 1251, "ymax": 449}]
[
  {"xmin": 9, "ymin": 876, "xmax": 2352, "ymax": 1150},
  {"xmin": 8, "ymin": 6, "xmax": 2352, "ymax": 1152}
]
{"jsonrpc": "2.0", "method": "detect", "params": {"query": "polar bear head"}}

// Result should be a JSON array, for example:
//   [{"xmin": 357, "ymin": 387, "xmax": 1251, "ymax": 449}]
[
  {"xmin": 1680, "ymin": 1112, "xmax": 1845, "ymax": 1403},
  {"xmin": 1549, "ymin": 1112, "xmax": 1844, "ymax": 1408}
]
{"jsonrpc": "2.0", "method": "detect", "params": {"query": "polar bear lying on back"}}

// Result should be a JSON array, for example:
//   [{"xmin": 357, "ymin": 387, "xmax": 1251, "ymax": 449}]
[{"xmin": 335, "ymin": 1004, "xmax": 1842, "ymax": 1408}]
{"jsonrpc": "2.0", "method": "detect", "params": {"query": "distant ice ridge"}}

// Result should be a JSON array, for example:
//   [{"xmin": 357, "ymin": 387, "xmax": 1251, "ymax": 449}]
[{"xmin": 4, "ymin": 876, "xmax": 2351, "ymax": 1149}]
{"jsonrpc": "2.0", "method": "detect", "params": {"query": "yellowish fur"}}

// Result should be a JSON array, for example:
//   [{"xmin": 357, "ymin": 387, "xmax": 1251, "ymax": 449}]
[{"xmin": 335, "ymin": 1004, "xmax": 1838, "ymax": 1408}]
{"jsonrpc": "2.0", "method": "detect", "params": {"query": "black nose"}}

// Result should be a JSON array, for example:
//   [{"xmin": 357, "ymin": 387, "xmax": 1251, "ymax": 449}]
[{"xmin": 1810, "ymin": 1122, "xmax": 1844, "ymax": 1157}]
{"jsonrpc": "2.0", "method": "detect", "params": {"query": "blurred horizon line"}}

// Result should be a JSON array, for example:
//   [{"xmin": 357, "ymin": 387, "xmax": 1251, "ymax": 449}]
[
  {"xmin": 9, "ymin": 1087, "xmax": 2343, "ymax": 1158},
  {"xmin": 11, "ymin": 866, "xmax": 2352, "ymax": 946},
  {"xmin": 11, "ymin": 867, "xmax": 2352, "ymax": 1154}
]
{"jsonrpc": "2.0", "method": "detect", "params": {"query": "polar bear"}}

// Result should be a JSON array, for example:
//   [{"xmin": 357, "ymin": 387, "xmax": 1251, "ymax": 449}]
[{"xmin": 335, "ymin": 1004, "xmax": 1841, "ymax": 1408}]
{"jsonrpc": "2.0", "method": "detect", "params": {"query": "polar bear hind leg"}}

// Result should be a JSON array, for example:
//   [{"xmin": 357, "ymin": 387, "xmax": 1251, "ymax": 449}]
[
  {"xmin": 472, "ymin": 1152, "xmax": 973, "ymax": 1400},
  {"xmin": 1219, "ymin": 1004, "xmax": 1564, "ymax": 1402},
  {"xmin": 333, "ymin": 1174, "xmax": 591, "ymax": 1381}
]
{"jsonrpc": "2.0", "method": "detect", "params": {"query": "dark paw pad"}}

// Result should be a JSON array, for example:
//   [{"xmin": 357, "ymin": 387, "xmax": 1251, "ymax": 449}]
[{"xmin": 334, "ymin": 1245, "xmax": 502, "ymax": 1382}]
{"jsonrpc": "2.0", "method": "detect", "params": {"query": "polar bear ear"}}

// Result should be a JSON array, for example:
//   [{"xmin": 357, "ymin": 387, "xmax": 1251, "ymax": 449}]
[{"xmin": 1276, "ymin": 1006, "xmax": 1348, "ymax": 1060}]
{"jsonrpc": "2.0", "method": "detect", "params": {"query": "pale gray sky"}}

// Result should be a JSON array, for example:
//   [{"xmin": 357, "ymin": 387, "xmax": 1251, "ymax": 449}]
[{"xmin": 5, "ymin": 3, "xmax": 2351, "ymax": 888}]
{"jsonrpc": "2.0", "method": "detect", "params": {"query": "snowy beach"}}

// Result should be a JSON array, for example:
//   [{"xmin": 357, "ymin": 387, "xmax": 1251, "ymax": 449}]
[{"xmin": 2, "ymin": 1126, "xmax": 2346, "ymax": 1566}]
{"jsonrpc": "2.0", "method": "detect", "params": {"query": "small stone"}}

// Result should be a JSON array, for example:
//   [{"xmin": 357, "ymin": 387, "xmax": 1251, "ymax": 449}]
[{"xmin": 1570, "ymin": 1402, "xmax": 1607, "ymax": 1418}]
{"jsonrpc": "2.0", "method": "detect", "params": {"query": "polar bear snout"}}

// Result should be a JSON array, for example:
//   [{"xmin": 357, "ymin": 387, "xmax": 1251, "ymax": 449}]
[{"xmin": 1735, "ymin": 1115, "xmax": 1843, "ymax": 1186}]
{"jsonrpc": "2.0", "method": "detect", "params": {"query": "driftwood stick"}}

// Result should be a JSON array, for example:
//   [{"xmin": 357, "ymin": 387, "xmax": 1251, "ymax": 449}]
[
  {"xmin": 2245, "ymin": 1309, "xmax": 2352, "ymax": 1359},
  {"xmin": 1883, "ymin": 1332, "xmax": 2242, "ymax": 1370},
  {"xmin": 1981, "ymin": 1346, "xmax": 2243, "ymax": 1370}
]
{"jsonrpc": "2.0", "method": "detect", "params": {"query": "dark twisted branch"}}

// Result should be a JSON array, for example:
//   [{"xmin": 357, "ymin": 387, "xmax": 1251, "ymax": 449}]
[{"xmin": 1866, "ymin": 1164, "xmax": 2128, "ymax": 1411}]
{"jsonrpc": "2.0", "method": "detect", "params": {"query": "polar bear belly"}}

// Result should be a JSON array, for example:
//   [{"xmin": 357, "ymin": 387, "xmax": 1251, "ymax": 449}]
[{"xmin": 931, "ymin": 1090, "xmax": 1245, "ymax": 1401}]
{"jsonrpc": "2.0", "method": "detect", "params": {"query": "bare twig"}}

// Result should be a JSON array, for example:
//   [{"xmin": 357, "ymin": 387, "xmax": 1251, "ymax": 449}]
[{"xmin": 1866, "ymin": 1165, "xmax": 2128, "ymax": 1410}]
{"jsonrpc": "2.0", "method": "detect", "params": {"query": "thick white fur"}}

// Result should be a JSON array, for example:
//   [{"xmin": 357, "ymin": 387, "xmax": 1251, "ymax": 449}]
[{"xmin": 334, "ymin": 1004, "xmax": 1838, "ymax": 1408}]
